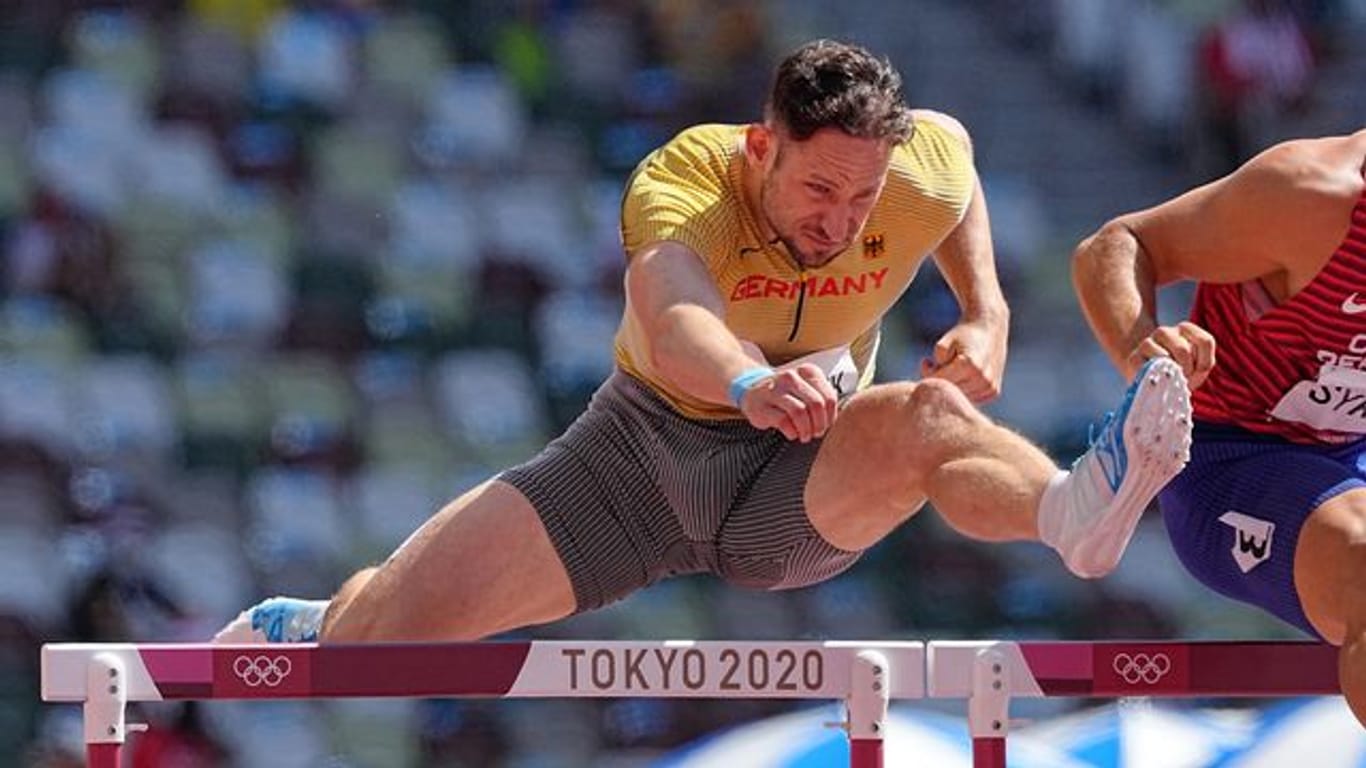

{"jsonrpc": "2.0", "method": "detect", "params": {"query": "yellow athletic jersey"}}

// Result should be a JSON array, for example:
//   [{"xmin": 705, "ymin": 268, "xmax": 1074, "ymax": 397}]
[{"xmin": 616, "ymin": 119, "xmax": 975, "ymax": 420}]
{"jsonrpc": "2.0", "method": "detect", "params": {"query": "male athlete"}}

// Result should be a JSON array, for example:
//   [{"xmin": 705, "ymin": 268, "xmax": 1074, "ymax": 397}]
[
  {"xmin": 1072, "ymin": 129, "xmax": 1366, "ymax": 724},
  {"xmin": 217, "ymin": 40, "xmax": 1191, "ymax": 647}
]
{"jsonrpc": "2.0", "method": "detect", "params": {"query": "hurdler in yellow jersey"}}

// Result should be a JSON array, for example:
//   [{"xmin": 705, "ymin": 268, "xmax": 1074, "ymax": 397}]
[
  {"xmin": 617, "ymin": 119, "xmax": 975, "ymax": 419},
  {"xmin": 217, "ymin": 41, "xmax": 1192, "ymax": 651}
]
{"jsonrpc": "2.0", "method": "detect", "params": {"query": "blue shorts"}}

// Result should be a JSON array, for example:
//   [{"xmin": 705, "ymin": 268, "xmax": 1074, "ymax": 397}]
[{"xmin": 1158, "ymin": 422, "xmax": 1366, "ymax": 637}]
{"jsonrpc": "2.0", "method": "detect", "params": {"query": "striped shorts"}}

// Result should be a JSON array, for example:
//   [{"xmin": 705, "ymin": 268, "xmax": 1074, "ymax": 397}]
[{"xmin": 499, "ymin": 371, "xmax": 861, "ymax": 613}]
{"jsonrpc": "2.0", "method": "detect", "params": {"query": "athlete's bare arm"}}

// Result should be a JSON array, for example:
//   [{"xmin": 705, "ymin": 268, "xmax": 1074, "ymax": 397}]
[
  {"xmin": 910, "ymin": 110, "xmax": 1009, "ymax": 402},
  {"xmin": 626, "ymin": 241, "xmax": 760, "ymax": 402},
  {"xmin": 625, "ymin": 241, "xmax": 838, "ymax": 441},
  {"xmin": 1073, "ymin": 132, "xmax": 1366, "ymax": 383}
]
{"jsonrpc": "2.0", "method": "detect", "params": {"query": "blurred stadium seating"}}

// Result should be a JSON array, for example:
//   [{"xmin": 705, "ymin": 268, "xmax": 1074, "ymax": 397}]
[{"xmin": 5, "ymin": 1, "xmax": 1363, "ymax": 765}]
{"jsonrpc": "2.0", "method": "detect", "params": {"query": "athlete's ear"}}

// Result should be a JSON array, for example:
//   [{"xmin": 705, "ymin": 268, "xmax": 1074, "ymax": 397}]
[{"xmin": 745, "ymin": 123, "xmax": 776, "ymax": 170}]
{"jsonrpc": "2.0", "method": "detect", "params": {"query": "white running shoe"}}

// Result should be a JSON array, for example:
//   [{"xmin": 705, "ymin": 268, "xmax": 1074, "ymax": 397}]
[
  {"xmin": 212, "ymin": 597, "xmax": 329, "ymax": 644},
  {"xmin": 1041, "ymin": 357, "xmax": 1193, "ymax": 578}
]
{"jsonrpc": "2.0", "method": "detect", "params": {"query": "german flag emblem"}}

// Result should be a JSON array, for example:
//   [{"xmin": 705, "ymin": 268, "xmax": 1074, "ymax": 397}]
[{"xmin": 862, "ymin": 233, "xmax": 885, "ymax": 259}]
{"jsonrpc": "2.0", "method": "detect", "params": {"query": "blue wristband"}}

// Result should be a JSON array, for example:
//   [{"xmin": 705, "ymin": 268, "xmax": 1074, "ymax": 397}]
[{"xmin": 728, "ymin": 367, "xmax": 775, "ymax": 407}]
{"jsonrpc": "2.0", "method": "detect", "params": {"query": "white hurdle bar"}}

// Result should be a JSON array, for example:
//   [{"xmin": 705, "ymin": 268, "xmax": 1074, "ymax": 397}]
[
  {"xmin": 42, "ymin": 639, "xmax": 1340, "ymax": 768},
  {"xmin": 43, "ymin": 640, "xmax": 921, "ymax": 768}
]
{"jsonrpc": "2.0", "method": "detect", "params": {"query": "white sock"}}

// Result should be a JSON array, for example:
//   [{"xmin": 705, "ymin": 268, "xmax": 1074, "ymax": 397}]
[
  {"xmin": 1036, "ymin": 469, "xmax": 1071, "ymax": 550},
  {"xmin": 1036, "ymin": 461, "xmax": 1109, "ymax": 557}
]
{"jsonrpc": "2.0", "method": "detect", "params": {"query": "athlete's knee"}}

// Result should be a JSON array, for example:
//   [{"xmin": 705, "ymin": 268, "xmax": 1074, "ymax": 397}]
[
  {"xmin": 829, "ymin": 379, "xmax": 981, "ymax": 480},
  {"xmin": 848, "ymin": 378, "xmax": 967, "ymax": 419},
  {"xmin": 903, "ymin": 378, "xmax": 977, "ymax": 418},
  {"xmin": 859, "ymin": 378, "xmax": 982, "ymax": 440}
]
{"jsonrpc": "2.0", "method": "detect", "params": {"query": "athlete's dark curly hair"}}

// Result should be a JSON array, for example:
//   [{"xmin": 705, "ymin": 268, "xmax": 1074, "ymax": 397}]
[{"xmin": 765, "ymin": 39, "xmax": 914, "ymax": 144}]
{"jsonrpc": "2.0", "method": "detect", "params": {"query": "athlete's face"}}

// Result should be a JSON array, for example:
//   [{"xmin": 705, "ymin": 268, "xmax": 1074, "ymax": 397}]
[{"xmin": 753, "ymin": 125, "xmax": 892, "ymax": 268}]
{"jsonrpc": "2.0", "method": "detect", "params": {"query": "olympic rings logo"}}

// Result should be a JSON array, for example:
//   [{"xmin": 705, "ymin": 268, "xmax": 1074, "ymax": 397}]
[
  {"xmin": 1111, "ymin": 652, "xmax": 1172, "ymax": 685},
  {"xmin": 232, "ymin": 655, "xmax": 293, "ymax": 687}
]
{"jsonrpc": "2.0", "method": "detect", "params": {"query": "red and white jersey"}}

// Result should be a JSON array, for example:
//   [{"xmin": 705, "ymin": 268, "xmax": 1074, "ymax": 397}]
[{"xmin": 1190, "ymin": 185, "xmax": 1366, "ymax": 444}]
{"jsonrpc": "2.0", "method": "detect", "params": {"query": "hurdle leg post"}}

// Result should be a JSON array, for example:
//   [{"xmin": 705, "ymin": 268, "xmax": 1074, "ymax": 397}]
[
  {"xmin": 968, "ymin": 646, "xmax": 1010, "ymax": 768},
  {"xmin": 846, "ymin": 649, "xmax": 890, "ymax": 768},
  {"xmin": 83, "ymin": 651, "xmax": 140, "ymax": 768}
]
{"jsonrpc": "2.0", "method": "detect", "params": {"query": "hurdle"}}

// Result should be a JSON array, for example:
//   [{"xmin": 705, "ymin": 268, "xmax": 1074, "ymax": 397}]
[
  {"xmin": 42, "ymin": 640, "xmax": 923, "ymax": 768},
  {"xmin": 930, "ymin": 640, "xmax": 1341, "ymax": 767},
  {"xmin": 41, "ymin": 639, "xmax": 1340, "ymax": 768}
]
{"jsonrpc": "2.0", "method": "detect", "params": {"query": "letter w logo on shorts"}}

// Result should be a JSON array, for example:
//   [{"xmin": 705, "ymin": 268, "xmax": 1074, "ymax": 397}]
[{"xmin": 1218, "ymin": 511, "xmax": 1275, "ymax": 573}]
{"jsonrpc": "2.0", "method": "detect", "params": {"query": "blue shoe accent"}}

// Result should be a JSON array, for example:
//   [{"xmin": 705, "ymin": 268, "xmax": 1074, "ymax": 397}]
[
  {"xmin": 249, "ymin": 597, "xmax": 323, "ymax": 643},
  {"xmin": 1076, "ymin": 359, "xmax": 1155, "ymax": 492}
]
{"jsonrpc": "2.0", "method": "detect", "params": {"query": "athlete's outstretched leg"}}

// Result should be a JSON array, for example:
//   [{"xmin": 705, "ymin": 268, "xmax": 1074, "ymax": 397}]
[
  {"xmin": 322, "ymin": 480, "xmax": 575, "ymax": 641},
  {"xmin": 805, "ymin": 358, "xmax": 1191, "ymax": 578},
  {"xmin": 216, "ymin": 480, "xmax": 576, "ymax": 643}
]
